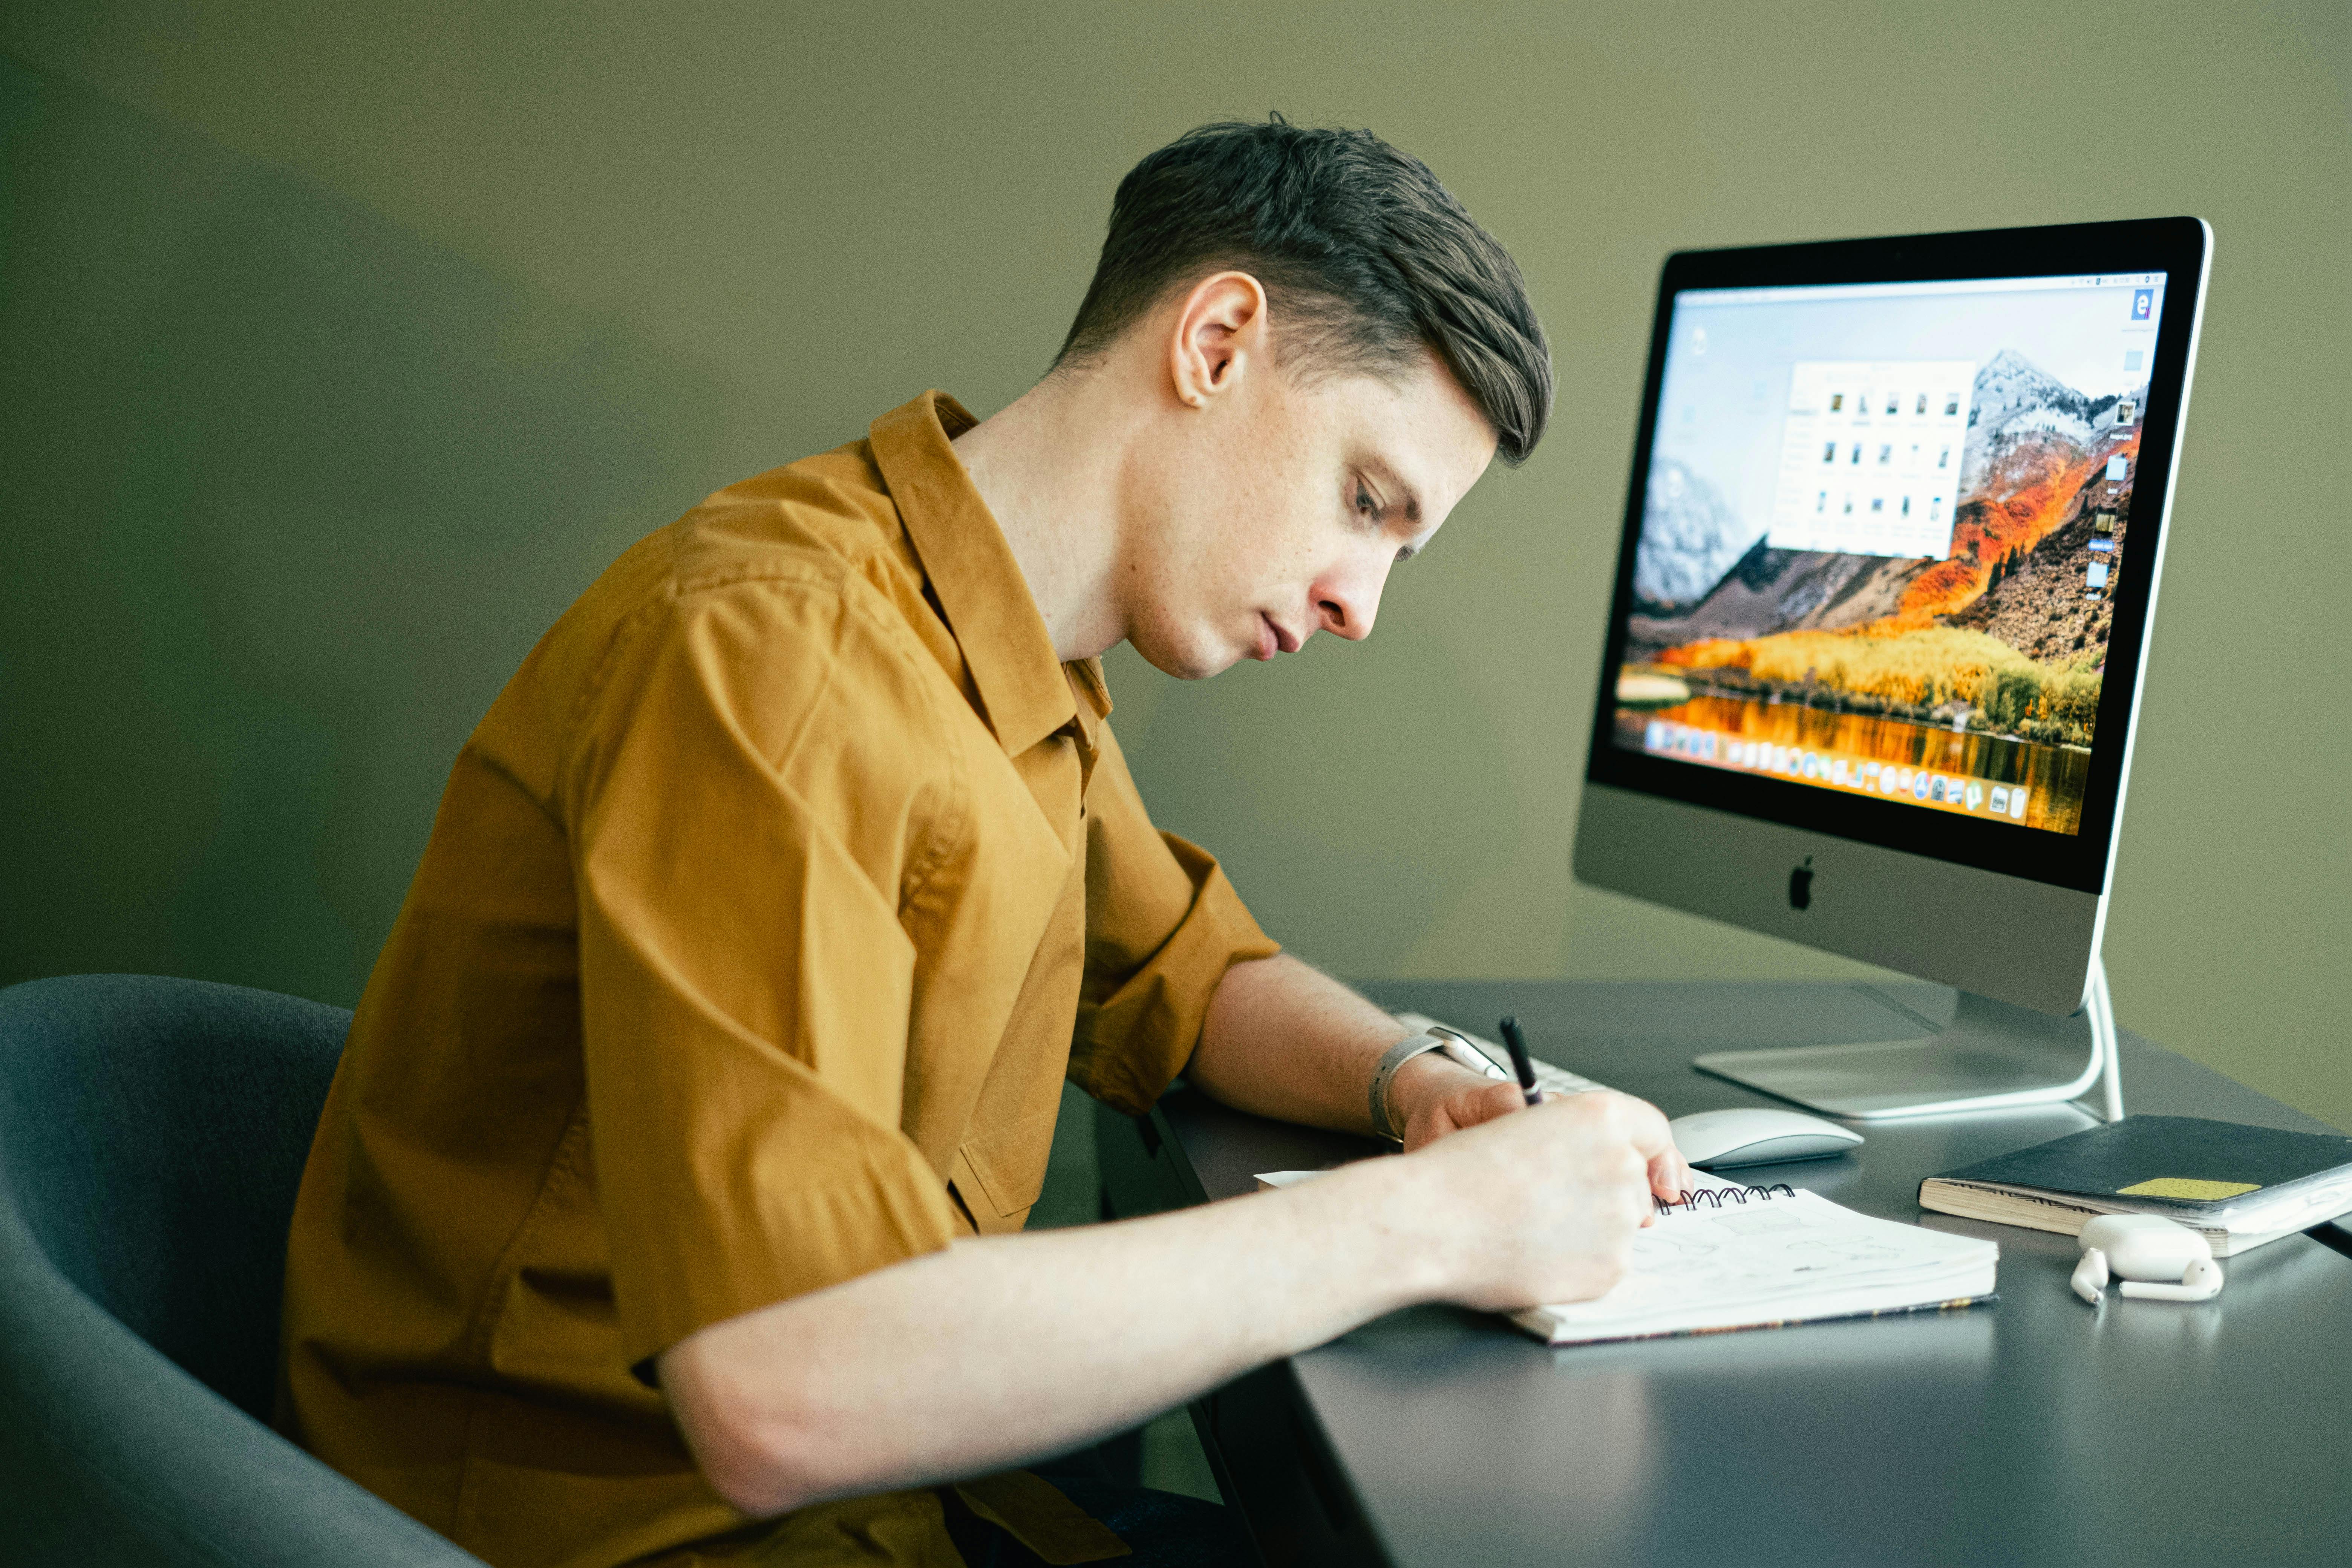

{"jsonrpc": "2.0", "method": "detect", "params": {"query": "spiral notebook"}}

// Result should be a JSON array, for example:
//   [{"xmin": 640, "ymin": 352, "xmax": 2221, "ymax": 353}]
[
  {"xmin": 1254, "ymin": 1170, "xmax": 1998, "ymax": 1346},
  {"xmin": 1513, "ymin": 1177, "xmax": 1998, "ymax": 1346}
]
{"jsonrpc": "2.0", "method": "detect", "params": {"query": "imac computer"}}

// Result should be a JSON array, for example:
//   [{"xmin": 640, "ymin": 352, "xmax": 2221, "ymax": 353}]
[{"xmin": 1574, "ymin": 217, "xmax": 2210, "ymax": 1121}]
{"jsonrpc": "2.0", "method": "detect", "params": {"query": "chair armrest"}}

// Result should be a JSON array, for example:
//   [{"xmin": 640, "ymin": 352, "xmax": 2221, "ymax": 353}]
[{"xmin": 0, "ymin": 1253, "xmax": 486, "ymax": 1567}]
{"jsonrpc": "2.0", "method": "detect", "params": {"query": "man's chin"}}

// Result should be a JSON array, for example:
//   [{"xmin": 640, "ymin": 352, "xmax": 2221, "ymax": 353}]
[{"xmin": 1125, "ymin": 629, "xmax": 1236, "ymax": 683}]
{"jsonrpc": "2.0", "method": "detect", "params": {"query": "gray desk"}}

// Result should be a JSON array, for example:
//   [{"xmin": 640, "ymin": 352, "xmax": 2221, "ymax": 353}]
[{"xmin": 1096, "ymin": 980, "xmax": 2352, "ymax": 1568}]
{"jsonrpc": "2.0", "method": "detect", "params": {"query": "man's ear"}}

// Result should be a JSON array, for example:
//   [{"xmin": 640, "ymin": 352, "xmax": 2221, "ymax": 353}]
[{"xmin": 1167, "ymin": 271, "xmax": 1268, "ymax": 410}]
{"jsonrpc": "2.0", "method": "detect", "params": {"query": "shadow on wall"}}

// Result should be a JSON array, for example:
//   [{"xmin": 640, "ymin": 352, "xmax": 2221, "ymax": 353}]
[{"xmin": 0, "ymin": 52, "xmax": 727, "ymax": 1006}]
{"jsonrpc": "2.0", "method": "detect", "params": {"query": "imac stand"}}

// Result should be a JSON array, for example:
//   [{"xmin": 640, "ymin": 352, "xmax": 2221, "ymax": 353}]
[{"xmin": 1695, "ymin": 957, "xmax": 2123, "ymax": 1122}]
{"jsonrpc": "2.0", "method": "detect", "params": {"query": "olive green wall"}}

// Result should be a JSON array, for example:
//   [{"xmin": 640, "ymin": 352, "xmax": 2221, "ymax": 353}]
[{"xmin": 4, "ymin": 3, "xmax": 2346, "ymax": 1126}]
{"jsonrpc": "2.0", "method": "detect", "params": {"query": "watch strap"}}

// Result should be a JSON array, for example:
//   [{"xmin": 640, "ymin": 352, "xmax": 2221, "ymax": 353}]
[{"xmin": 1367, "ymin": 1026, "xmax": 1503, "ymax": 1142}]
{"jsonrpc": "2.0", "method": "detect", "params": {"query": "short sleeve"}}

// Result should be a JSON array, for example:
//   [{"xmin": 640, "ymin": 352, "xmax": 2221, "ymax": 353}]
[
  {"xmin": 566, "ymin": 577, "xmax": 961, "ymax": 1371},
  {"xmin": 1071, "ymin": 725, "xmax": 1280, "ymax": 1115}
]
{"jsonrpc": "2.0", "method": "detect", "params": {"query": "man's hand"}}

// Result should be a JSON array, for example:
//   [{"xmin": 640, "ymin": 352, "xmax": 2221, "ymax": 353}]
[
  {"xmin": 1387, "ymin": 1053, "xmax": 1522, "ymax": 1149},
  {"xmin": 1387, "ymin": 1052, "xmax": 1692, "ymax": 1212},
  {"xmin": 1189, "ymin": 957, "xmax": 1691, "ymax": 1208},
  {"xmin": 1184, "ymin": 955, "xmax": 1690, "ymax": 1305},
  {"xmin": 1389, "ymin": 1086, "xmax": 1689, "ymax": 1311}
]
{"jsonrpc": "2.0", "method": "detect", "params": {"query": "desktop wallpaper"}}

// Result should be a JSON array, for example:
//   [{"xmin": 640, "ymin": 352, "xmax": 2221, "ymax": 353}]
[{"xmin": 1614, "ymin": 279, "xmax": 2165, "ymax": 837}]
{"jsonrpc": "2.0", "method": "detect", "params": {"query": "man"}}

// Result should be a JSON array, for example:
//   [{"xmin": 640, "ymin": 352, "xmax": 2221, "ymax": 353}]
[{"xmin": 279, "ymin": 117, "xmax": 1688, "ymax": 1568}]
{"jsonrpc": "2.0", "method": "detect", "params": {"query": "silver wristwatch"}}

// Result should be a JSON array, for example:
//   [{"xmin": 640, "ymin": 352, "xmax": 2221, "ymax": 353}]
[{"xmin": 1367, "ymin": 1025, "xmax": 1509, "ymax": 1142}]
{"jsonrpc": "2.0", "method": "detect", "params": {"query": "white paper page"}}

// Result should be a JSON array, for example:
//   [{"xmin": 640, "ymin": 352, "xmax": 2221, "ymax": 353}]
[{"xmin": 1530, "ymin": 1190, "xmax": 1993, "ymax": 1336}]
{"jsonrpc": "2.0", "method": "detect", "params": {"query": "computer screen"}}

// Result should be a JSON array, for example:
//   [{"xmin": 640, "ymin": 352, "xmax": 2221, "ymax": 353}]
[{"xmin": 1609, "ymin": 272, "xmax": 2169, "ymax": 842}]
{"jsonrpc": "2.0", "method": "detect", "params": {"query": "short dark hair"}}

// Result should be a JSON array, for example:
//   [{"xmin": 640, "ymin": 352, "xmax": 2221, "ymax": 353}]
[{"xmin": 1056, "ymin": 115, "xmax": 1552, "ymax": 465}]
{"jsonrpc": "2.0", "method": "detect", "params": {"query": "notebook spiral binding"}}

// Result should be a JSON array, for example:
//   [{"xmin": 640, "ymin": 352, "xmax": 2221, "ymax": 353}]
[{"xmin": 1655, "ymin": 1182, "xmax": 1797, "ymax": 1214}]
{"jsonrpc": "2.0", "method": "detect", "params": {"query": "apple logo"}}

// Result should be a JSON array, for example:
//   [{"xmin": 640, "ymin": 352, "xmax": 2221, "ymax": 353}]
[{"xmin": 1788, "ymin": 857, "xmax": 1814, "ymax": 911}]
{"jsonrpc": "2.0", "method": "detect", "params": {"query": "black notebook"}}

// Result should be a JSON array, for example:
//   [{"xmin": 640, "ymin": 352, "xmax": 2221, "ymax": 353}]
[{"xmin": 1919, "ymin": 1115, "xmax": 2352, "ymax": 1257}]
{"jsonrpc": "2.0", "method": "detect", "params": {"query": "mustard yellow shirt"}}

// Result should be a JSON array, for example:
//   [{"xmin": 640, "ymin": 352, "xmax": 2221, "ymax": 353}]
[{"xmin": 278, "ymin": 392, "xmax": 1279, "ymax": 1567}]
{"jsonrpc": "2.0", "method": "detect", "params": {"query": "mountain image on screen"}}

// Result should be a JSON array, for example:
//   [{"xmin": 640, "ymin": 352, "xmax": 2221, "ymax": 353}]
[
  {"xmin": 1634, "ymin": 458, "xmax": 1758, "ymax": 610},
  {"xmin": 1619, "ymin": 350, "xmax": 2149, "ymax": 836}
]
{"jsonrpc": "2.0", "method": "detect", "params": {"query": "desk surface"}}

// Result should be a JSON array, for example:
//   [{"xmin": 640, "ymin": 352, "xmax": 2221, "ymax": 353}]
[{"xmin": 1109, "ymin": 979, "xmax": 2352, "ymax": 1568}]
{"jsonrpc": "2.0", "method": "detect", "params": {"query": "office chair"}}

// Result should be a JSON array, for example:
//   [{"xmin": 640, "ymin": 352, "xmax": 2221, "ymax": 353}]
[{"xmin": 0, "ymin": 972, "xmax": 482, "ymax": 1566}]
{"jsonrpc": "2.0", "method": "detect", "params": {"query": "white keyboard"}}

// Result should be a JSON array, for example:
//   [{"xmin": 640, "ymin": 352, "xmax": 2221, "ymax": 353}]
[{"xmin": 1395, "ymin": 1012, "xmax": 1611, "ymax": 1096}]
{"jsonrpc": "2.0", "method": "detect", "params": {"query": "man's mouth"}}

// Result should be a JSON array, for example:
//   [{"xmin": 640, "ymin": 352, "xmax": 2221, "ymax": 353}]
[{"xmin": 1254, "ymin": 614, "xmax": 1299, "ymax": 660}]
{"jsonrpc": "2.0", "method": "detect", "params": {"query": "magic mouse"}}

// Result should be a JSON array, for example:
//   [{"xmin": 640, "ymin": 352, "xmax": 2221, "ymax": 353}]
[{"xmin": 1669, "ymin": 1107, "xmax": 1863, "ymax": 1168}]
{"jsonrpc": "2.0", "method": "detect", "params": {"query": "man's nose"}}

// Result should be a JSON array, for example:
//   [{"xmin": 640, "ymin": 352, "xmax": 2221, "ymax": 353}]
[{"xmin": 1312, "ymin": 559, "xmax": 1389, "ymax": 643}]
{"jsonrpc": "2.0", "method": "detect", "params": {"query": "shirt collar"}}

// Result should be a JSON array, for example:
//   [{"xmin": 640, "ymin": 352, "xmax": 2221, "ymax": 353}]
[
  {"xmin": 1064, "ymin": 657, "xmax": 1110, "ymax": 752},
  {"xmin": 869, "ymin": 391, "xmax": 1097, "ymax": 758}
]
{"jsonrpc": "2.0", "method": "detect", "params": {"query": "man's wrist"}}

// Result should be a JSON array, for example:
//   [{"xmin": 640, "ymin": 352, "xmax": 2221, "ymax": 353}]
[
  {"xmin": 1385, "ymin": 1052, "xmax": 1500, "ymax": 1140},
  {"xmin": 1369, "ymin": 1025, "xmax": 1507, "ymax": 1140},
  {"xmin": 1369, "ymin": 1031, "xmax": 1437, "ymax": 1140}
]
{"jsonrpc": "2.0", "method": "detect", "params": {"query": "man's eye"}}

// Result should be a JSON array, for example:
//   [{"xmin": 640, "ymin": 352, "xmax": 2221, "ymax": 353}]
[{"xmin": 1355, "ymin": 487, "xmax": 1378, "ymax": 518}]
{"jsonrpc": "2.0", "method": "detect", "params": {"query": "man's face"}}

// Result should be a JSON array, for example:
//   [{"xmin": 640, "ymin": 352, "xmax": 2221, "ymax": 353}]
[{"xmin": 1122, "ymin": 345, "xmax": 1499, "ymax": 680}]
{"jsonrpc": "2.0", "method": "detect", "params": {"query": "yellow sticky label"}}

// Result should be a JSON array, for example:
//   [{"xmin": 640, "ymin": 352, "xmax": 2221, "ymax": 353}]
[{"xmin": 2118, "ymin": 1178, "xmax": 2260, "ymax": 1201}]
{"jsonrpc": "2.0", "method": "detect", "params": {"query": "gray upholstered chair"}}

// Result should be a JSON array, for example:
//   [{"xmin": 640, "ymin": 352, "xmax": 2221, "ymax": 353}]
[{"xmin": 0, "ymin": 973, "xmax": 482, "ymax": 1565}]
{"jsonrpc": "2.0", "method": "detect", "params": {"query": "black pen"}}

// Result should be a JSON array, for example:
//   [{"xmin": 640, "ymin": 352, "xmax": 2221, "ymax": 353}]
[{"xmin": 1497, "ymin": 1015, "xmax": 1542, "ymax": 1108}]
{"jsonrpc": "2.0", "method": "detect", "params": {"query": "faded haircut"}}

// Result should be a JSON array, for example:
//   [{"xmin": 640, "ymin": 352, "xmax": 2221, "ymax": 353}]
[{"xmin": 1055, "ymin": 114, "xmax": 1553, "ymax": 465}]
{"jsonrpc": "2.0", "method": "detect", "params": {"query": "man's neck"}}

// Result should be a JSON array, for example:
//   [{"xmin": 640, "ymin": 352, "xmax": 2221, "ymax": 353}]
[{"xmin": 951, "ymin": 372, "xmax": 1135, "ymax": 663}]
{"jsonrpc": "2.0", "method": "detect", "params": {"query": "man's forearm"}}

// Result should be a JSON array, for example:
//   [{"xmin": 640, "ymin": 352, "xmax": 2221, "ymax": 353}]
[
  {"xmin": 662, "ymin": 1054, "xmax": 1683, "ymax": 1521},
  {"xmin": 663, "ymin": 960, "xmax": 1692, "ymax": 1521},
  {"xmin": 1188, "ymin": 952, "xmax": 1487, "ymax": 1137},
  {"xmin": 661, "ymin": 1153, "xmax": 1442, "ymax": 1516}
]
